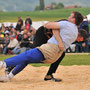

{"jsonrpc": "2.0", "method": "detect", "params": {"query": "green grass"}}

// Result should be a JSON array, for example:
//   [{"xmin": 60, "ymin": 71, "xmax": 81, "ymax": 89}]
[
  {"xmin": 0, "ymin": 7, "xmax": 90, "ymax": 22},
  {"xmin": 0, "ymin": 54, "xmax": 90, "ymax": 67}
]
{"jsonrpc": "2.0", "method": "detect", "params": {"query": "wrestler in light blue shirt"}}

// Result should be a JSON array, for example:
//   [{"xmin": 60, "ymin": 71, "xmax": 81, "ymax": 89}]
[{"xmin": 48, "ymin": 21, "xmax": 78, "ymax": 51}]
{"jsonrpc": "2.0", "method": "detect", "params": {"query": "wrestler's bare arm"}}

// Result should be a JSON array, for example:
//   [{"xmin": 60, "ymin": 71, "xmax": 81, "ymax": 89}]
[
  {"xmin": 44, "ymin": 22, "xmax": 64, "ymax": 51},
  {"xmin": 44, "ymin": 22, "xmax": 60, "ymax": 30},
  {"xmin": 52, "ymin": 30, "xmax": 64, "ymax": 51}
]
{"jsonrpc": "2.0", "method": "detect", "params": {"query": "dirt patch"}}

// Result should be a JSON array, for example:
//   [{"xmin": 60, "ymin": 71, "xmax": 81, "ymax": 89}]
[{"xmin": 0, "ymin": 65, "xmax": 90, "ymax": 90}]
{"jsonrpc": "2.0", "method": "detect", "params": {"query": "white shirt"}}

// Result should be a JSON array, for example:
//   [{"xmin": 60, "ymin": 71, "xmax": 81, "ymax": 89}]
[
  {"xmin": 48, "ymin": 21, "xmax": 78, "ymax": 51},
  {"xmin": 8, "ymin": 38, "xmax": 19, "ymax": 48}
]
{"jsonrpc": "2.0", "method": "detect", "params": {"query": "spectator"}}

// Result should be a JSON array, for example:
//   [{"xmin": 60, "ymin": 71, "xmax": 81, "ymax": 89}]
[
  {"xmin": 27, "ymin": 31, "xmax": 33, "ymax": 41},
  {"xmin": 87, "ymin": 34, "xmax": 90, "ymax": 52},
  {"xmin": 25, "ymin": 16, "xmax": 32, "ymax": 26},
  {"xmin": 0, "ymin": 30, "xmax": 4, "ymax": 38},
  {"xmin": 6, "ymin": 35, "xmax": 19, "ymax": 54},
  {"xmin": 88, "ymin": 21, "xmax": 90, "ymax": 33},
  {"xmin": 12, "ymin": 34, "xmax": 30, "ymax": 54},
  {"xmin": 80, "ymin": 16, "xmax": 89, "ymax": 37},
  {"xmin": 4, "ymin": 26, "xmax": 9, "ymax": 34},
  {"xmin": 16, "ymin": 21, "xmax": 22, "ymax": 32},
  {"xmin": 3, "ymin": 33, "xmax": 10, "ymax": 54},
  {"xmin": 9, "ymin": 31, "xmax": 13, "ymax": 36},
  {"xmin": 10, "ymin": 24, "xmax": 14, "ymax": 29},
  {"xmin": 19, "ymin": 34, "xmax": 30, "ymax": 49},
  {"xmin": 1, "ymin": 24, "xmax": 5, "ymax": 32},
  {"xmin": 11, "ymin": 28, "xmax": 17, "ymax": 36},
  {"xmin": 30, "ymin": 26, "xmax": 36, "ymax": 33},
  {"xmin": 75, "ymin": 29, "xmax": 87, "ymax": 53},
  {"xmin": 25, "ymin": 21, "xmax": 31, "ymax": 31},
  {"xmin": 21, "ymin": 26, "xmax": 25, "ymax": 34},
  {"xmin": 8, "ymin": 26, "xmax": 12, "ymax": 31},
  {"xmin": 0, "ymin": 28, "xmax": 5, "ymax": 53},
  {"xmin": 16, "ymin": 30, "xmax": 22, "ymax": 42},
  {"xmin": 18, "ymin": 17, "xmax": 23, "ymax": 26}
]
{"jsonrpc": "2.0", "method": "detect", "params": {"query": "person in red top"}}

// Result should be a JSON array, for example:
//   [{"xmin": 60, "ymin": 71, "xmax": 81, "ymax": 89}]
[{"xmin": 25, "ymin": 21, "xmax": 31, "ymax": 31}]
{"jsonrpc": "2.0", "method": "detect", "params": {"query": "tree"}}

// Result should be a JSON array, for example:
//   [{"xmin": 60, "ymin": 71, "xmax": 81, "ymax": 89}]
[
  {"xmin": 56, "ymin": 3, "xmax": 64, "ymax": 9},
  {"xmin": 35, "ymin": 6, "xmax": 40, "ymax": 11},
  {"xmin": 39, "ymin": 0, "xmax": 45, "ymax": 10}
]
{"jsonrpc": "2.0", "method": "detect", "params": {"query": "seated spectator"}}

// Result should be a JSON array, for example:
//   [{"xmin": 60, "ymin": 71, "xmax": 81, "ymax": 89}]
[
  {"xmin": 9, "ymin": 31, "xmax": 13, "ymax": 37},
  {"xmin": 1, "ymin": 23, "xmax": 5, "ymax": 32},
  {"xmin": 8, "ymin": 26, "xmax": 12, "ymax": 31},
  {"xmin": 6, "ymin": 35, "xmax": 19, "ymax": 54},
  {"xmin": 3, "ymin": 33, "xmax": 10, "ymax": 54},
  {"xmin": 12, "ymin": 34, "xmax": 30, "ymax": 54},
  {"xmin": 15, "ymin": 30, "xmax": 22, "ymax": 42},
  {"xmin": 4, "ymin": 30, "xmax": 9, "ymax": 34},
  {"xmin": 0, "ymin": 31, "xmax": 4, "ymax": 38},
  {"xmin": 27, "ymin": 25, "xmax": 36, "ymax": 41},
  {"xmin": 27, "ymin": 31, "xmax": 33, "ymax": 41},
  {"xmin": 88, "ymin": 21, "xmax": 90, "ymax": 33},
  {"xmin": 10, "ymin": 24, "xmax": 14, "ymax": 29},
  {"xmin": 5, "ymin": 26, "xmax": 9, "ymax": 33},
  {"xmin": 11, "ymin": 28, "xmax": 17, "ymax": 36},
  {"xmin": 87, "ymin": 34, "xmax": 90, "ymax": 52},
  {"xmin": 30, "ymin": 26, "xmax": 36, "ymax": 33},
  {"xmin": 19, "ymin": 33, "xmax": 30, "ymax": 50},
  {"xmin": 20, "ymin": 26, "xmax": 25, "ymax": 34},
  {"xmin": 0, "ymin": 28, "xmax": 5, "ymax": 53},
  {"xmin": 23, "ymin": 29, "xmax": 28, "ymax": 34},
  {"xmin": 75, "ymin": 29, "xmax": 87, "ymax": 53},
  {"xmin": 28, "ymin": 29, "xmax": 36, "ymax": 41}
]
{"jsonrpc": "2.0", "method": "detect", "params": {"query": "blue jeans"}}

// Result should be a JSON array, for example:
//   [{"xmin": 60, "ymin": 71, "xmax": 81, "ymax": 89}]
[
  {"xmin": 75, "ymin": 42, "xmax": 87, "ymax": 52},
  {"xmin": 12, "ymin": 46, "xmax": 25, "ymax": 54},
  {"xmin": 3, "ymin": 46, "xmax": 7, "ymax": 54},
  {"xmin": 4, "ymin": 48, "xmax": 45, "ymax": 75},
  {"xmin": 87, "ymin": 42, "xmax": 90, "ymax": 52}
]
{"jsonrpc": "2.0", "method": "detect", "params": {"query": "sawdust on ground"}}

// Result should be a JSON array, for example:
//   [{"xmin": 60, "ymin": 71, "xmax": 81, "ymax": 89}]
[{"xmin": 0, "ymin": 65, "xmax": 90, "ymax": 90}]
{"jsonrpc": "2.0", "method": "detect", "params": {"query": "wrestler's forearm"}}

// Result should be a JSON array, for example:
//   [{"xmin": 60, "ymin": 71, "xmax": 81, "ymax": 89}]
[
  {"xmin": 44, "ymin": 22, "xmax": 60, "ymax": 30},
  {"xmin": 52, "ymin": 30, "xmax": 64, "ymax": 51},
  {"xmin": 52, "ymin": 30, "xmax": 62, "ymax": 43}
]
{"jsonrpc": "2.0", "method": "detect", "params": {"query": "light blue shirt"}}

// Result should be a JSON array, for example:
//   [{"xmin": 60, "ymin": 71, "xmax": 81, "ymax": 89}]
[{"xmin": 48, "ymin": 21, "xmax": 78, "ymax": 51}]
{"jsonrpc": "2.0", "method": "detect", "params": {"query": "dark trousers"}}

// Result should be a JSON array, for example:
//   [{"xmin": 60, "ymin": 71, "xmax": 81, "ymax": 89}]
[{"xmin": 47, "ymin": 52, "xmax": 65, "ymax": 75}]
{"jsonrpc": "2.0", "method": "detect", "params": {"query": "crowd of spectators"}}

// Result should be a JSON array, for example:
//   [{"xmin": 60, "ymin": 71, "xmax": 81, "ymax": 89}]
[
  {"xmin": 0, "ymin": 16, "xmax": 90, "ymax": 54},
  {"xmin": 0, "ymin": 16, "xmax": 36, "ymax": 54}
]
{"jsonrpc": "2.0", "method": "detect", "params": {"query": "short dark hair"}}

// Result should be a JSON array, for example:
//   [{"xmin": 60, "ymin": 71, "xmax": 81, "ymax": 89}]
[
  {"xmin": 73, "ymin": 11, "xmax": 83, "ymax": 26},
  {"xmin": 78, "ymin": 29, "xmax": 87, "ymax": 41}
]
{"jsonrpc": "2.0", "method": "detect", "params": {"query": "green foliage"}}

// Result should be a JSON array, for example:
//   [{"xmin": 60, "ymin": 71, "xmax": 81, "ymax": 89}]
[
  {"xmin": 39, "ymin": 0, "xmax": 45, "ymax": 10},
  {"xmin": 34, "ymin": 6, "xmax": 40, "ymax": 11},
  {"xmin": 51, "ymin": 2, "xmax": 57, "ymax": 5},
  {"xmin": 56, "ymin": 3, "xmax": 64, "ymax": 9}
]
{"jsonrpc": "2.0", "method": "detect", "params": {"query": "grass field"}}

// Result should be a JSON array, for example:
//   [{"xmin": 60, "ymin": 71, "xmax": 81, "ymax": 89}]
[
  {"xmin": 0, "ymin": 53, "xmax": 90, "ymax": 66},
  {"xmin": 0, "ymin": 7, "xmax": 90, "ymax": 22}
]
